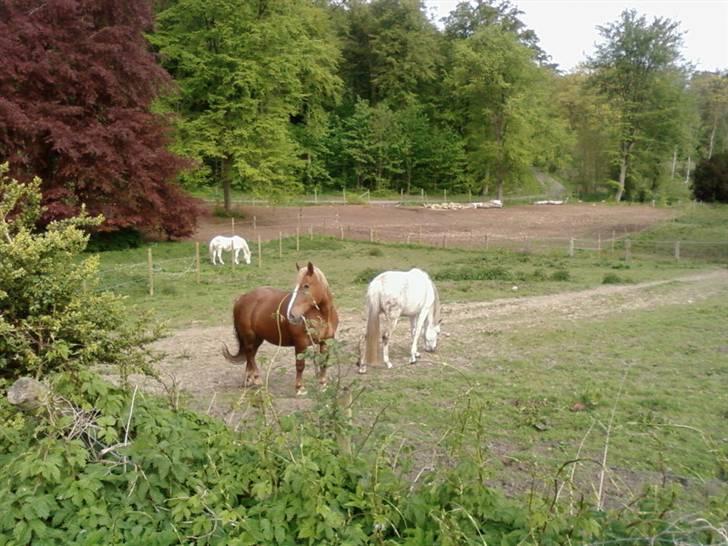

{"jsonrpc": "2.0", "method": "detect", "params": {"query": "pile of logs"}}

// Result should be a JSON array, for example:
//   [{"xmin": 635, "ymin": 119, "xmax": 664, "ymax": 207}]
[{"xmin": 423, "ymin": 200, "xmax": 503, "ymax": 210}]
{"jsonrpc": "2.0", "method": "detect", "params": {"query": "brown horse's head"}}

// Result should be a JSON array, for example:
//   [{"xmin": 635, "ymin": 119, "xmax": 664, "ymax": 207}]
[{"xmin": 286, "ymin": 262, "xmax": 330, "ymax": 324}]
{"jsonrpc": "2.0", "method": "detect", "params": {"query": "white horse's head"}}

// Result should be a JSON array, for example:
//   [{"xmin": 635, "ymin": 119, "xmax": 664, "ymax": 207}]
[
  {"xmin": 423, "ymin": 321, "xmax": 440, "ymax": 352},
  {"xmin": 242, "ymin": 248, "xmax": 251, "ymax": 265}
]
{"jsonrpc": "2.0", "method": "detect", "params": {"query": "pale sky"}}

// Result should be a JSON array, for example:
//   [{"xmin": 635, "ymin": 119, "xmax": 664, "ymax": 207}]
[{"xmin": 425, "ymin": 0, "xmax": 728, "ymax": 73}]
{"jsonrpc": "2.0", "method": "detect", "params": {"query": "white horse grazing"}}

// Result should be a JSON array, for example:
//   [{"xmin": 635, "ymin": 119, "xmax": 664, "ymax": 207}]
[
  {"xmin": 358, "ymin": 268, "xmax": 440, "ymax": 374},
  {"xmin": 209, "ymin": 235, "xmax": 251, "ymax": 265}
]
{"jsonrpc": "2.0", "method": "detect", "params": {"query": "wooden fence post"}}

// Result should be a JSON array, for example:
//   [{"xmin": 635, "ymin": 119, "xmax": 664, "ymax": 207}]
[
  {"xmin": 611, "ymin": 230, "xmax": 616, "ymax": 252},
  {"xmin": 231, "ymin": 217, "xmax": 235, "ymax": 236},
  {"xmin": 340, "ymin": 226, "xmax": 344, "ymax": 240},
  {"xmin": 597, "ymin": 234, "xmax": 602, "ymax": 256},
  {"xmin": 309, "ymin": 225, "xmax": 313, "ymax": 241},
  {"xmin": 195, "ymin": 242, "xmax": 200, "ymax": 283},
  {"xmin": 674, "ymin": 240, "xmax": 681, "ymax": 261},
  {"xmin": 279, "ymin": 232, "xmax": 283, "ymax": 258},
  {"xmin": 252, "ymin": 216, "xmax": 256, "ymax": 232},
  {"xmin": 369, "ymin": 227, "xmax": 374, "ymax": 242},
  {"xmin": 484, "ymin": 234, "xmax": 489, "ymax": 250},
  {"xmin": 296, "ymin": 227, "xmax": 300, "ymax": 253},
  {"xmin": 568, "ymin": 237, "xmax": 575, "ymax": 257},
  {"xmin": 257, "ymin": 235, "xmax": 262, "ymax": 268},
  {"xmin": 147, "ymin": 248, "xmax": 154, "ymax": 296},
  {"xmin": 442, "ymin": 233, "xmax": 447, "ymax": 248}
]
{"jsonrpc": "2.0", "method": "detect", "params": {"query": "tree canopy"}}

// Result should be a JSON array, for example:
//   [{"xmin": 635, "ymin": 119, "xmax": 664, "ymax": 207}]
[
  {"xmin": 1, "ymin": 0, "xmax": 722, "ymax": 213},
  {"xmin": 0, "ymin": 0, "xmax": 200, "ymax": 237}
]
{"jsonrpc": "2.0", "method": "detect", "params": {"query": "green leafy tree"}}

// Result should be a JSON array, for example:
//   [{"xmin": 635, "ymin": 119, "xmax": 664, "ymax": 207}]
[
  {"xmin": 0, "ymin": 165, "xmax": 158, "ymax": 380},
  {"xmin": 336, "ymin": 0, "xmax": 442, "ymax": 106},
  {"xmin": 587, "ymin": 9, "xmax": 692, "ymax": 201},
  {"xmin": 151, "ymin": 0, "xmax": 341, "ymax": 210},
  {"xmin": 554, "ymin": 73, "xmax": 619, "ymax": 195},
  {"xmin": 443, "ymin": 0, "xmax": 549, "ymax": 65},
  {"xmin": 342, "ymin": 100, "xmax": 403, "ymax": 190},
  {"xmin": 451, "ymin": 26, "xmax": 549, "ymax": 199},
  {"xmin": 691, "ymin": 71, "xmax": 728, "ymax": 160}
]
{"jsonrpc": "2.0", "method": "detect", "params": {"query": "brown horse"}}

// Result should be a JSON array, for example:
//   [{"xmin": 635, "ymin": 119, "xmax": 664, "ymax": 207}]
[{"xmin": 223, "ymin": 262, "xmax": 339, "ymax": 394}]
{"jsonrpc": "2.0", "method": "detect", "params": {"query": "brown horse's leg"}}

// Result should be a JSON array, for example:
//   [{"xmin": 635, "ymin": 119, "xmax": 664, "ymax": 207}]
[
  {"xmin": 317, "ymin": 341, "xmax": 329, "ymax": 388},
  {"xmin": 244, "ymin": 337, "xmax": 263, "ymax": 387},
  {"xmin": 294, "ymin": 342, "xmax": 309, "ymax": 395}
]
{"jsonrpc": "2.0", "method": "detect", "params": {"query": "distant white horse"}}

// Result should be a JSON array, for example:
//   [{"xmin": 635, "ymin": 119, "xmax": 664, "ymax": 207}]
[
  {"xmin": 209, "ymin": 235, "xmax": 251, "ymax": 265},
  {"xmin": 358, "ymin": 268, "xmax": 440, "ymax": 374}
]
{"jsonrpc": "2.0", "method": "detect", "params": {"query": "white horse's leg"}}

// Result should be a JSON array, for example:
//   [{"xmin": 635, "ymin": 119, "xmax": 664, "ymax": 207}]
[
  {"xmin": 233, "ymin": 247, "xmax": 240, "ymax": 265},
  {"xmin": 382, "ymin": 309, "xmax": 400, "ymax": 369},
  {"xmin": 409, "ymin": 310, "xmax": 428, "ymax": 364},
  {"xmin": 409, "ymin": 316, "xmax": 421, "ymax": 358}
]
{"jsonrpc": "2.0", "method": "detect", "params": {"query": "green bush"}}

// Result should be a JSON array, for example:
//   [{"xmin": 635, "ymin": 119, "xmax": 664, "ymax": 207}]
[
  {"xmin": 692, "ymin": 152, "xmax": 728, "ymax": 203},
  {"xmin": 550, "ymin": 269, "xmax": 571, "ymax": 281},
  {"xmin": 602, "ymin": 272, "xmax": 634, "ymax": 284},
  {"xmin": 86, "ymin": 228, "xmax": 143, "ymax": 252},
  {"xmin": 354, "ymin": 267, "xmax": 382, "ymax": 284},
  {"xmin": 0, "ymin": 164, "xmax": 159, "ymax": 380}
]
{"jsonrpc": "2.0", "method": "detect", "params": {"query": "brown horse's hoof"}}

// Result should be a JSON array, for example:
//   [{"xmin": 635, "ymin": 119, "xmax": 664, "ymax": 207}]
[
  {"xmin": 296, "ymin": 387, "xmax": 308, "ymax": 396},
  {"xmin": 357, "ymin": 365, "xmax": 367, "ymax": 374},
  {"xmin": 244, "ymin": 377, "xmax": 262, "ymax": 388}
]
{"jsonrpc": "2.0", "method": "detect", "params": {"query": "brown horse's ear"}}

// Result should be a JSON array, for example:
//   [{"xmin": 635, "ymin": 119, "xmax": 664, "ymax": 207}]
[
  {"xmin": 307, "ymin": 262, "xmax": 314, "ymax": 275},
  {"xmin": 295, "ymin": 262, "xmax": 300, "ymax": 271}
]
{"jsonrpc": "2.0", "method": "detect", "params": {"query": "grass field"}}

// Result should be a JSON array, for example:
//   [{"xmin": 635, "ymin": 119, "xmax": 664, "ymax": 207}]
[{"xmin": 92, "ymin": 206, "xmax": 728, "ymax": 512}]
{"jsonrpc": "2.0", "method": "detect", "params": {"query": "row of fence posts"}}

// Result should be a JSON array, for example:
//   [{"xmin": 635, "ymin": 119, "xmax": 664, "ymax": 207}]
[{"xmin": 141, "ymin": 222, "xmax": 687, "ymax": 296}]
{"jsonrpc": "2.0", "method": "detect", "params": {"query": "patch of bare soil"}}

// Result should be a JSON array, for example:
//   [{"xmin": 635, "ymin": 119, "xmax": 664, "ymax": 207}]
[{"xmin": 190, "ymin": 202, "xmax": 676, "ymax": 246}]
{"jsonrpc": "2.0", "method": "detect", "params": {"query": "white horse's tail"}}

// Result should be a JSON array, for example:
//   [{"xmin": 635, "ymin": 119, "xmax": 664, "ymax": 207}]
[
  {"xmin": 432, "ymin": 281, "xmax": 441, "ymax": 324},
  {"xmin": 363, "ymin": 290, "xmax": 383, "ymax": 367}
]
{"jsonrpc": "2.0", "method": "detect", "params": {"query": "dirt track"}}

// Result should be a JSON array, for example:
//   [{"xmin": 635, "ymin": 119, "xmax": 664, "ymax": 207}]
[{"xmin": 145, "ymin": 269, "xmax": 728, "ymax": 421}]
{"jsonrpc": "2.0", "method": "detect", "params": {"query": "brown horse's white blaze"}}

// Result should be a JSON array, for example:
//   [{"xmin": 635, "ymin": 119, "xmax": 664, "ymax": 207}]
[
  {"xmin": 223, "ymin": 262, "xmax": 338, "ymax": 395},
  {"xmin": 358, "ymin": 268, "xmax": 440, "ymax": 374}
]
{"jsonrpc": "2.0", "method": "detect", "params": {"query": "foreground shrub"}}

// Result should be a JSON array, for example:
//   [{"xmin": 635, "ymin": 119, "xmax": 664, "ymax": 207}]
[
  {"xmin": 0, "ymin": 164, "xmax": 159, "ymax": 380},
  {"xmin": 1, "ymin": 372, "xmax": 726, "ymax": 546}
]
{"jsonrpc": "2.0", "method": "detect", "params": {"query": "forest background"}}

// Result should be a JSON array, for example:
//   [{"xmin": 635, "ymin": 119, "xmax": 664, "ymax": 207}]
[{"xmin": 1, "ymin": 0, "xmax": 727, "ymax": 237}]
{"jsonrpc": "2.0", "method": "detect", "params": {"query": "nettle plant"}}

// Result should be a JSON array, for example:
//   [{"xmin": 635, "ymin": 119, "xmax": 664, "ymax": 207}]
[{"xmin": 0, "ymin": 163, "xmax": 160, "ymax": 381}]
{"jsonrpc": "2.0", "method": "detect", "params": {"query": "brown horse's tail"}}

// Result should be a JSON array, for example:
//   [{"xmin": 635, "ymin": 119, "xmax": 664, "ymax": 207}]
[
  {"xmin": 222, "ymin": 303, "xmax": 246, "ymax": 364},
  {"xmin": 363, "ymin": 289, "xmax": 382, "ymax": 367}
]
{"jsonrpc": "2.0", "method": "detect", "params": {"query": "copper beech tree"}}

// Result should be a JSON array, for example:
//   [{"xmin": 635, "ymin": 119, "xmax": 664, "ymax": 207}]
[{"xmin": 0, "ymin": 0, "xmax": 200, "ymax": 237}]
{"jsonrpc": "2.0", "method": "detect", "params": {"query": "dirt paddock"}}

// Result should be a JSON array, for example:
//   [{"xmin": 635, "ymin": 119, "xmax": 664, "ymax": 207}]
[{"xmin": 191, "ymin": 202, "xmax": 676, "ymax": 245}]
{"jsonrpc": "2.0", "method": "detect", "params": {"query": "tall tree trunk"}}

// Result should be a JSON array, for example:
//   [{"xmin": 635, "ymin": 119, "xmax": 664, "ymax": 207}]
[
  {"xmin": 708, "ymin": 116, "xmax": 717, "ymax": 159},
  {"xmin": 616, "ymin": 141, "xmax": 633, "ymax": 202},
  {"xmin": 685, "ymin": 156, "xmax": 691, "ymax": 184},
  {"xmin": 496, "ymin": 179, "xmax": 503, "ymax": 202},
  {"xmin": 671, "ymin": 147, "xmax": 677, "ymax": 179},
  {"xmin": 221, "ymin": 156, "xmax": 232, "ymax": 213},
  {"xmin": 480, "ymin": 167, "xmax": 490, "ymax": 196}
]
